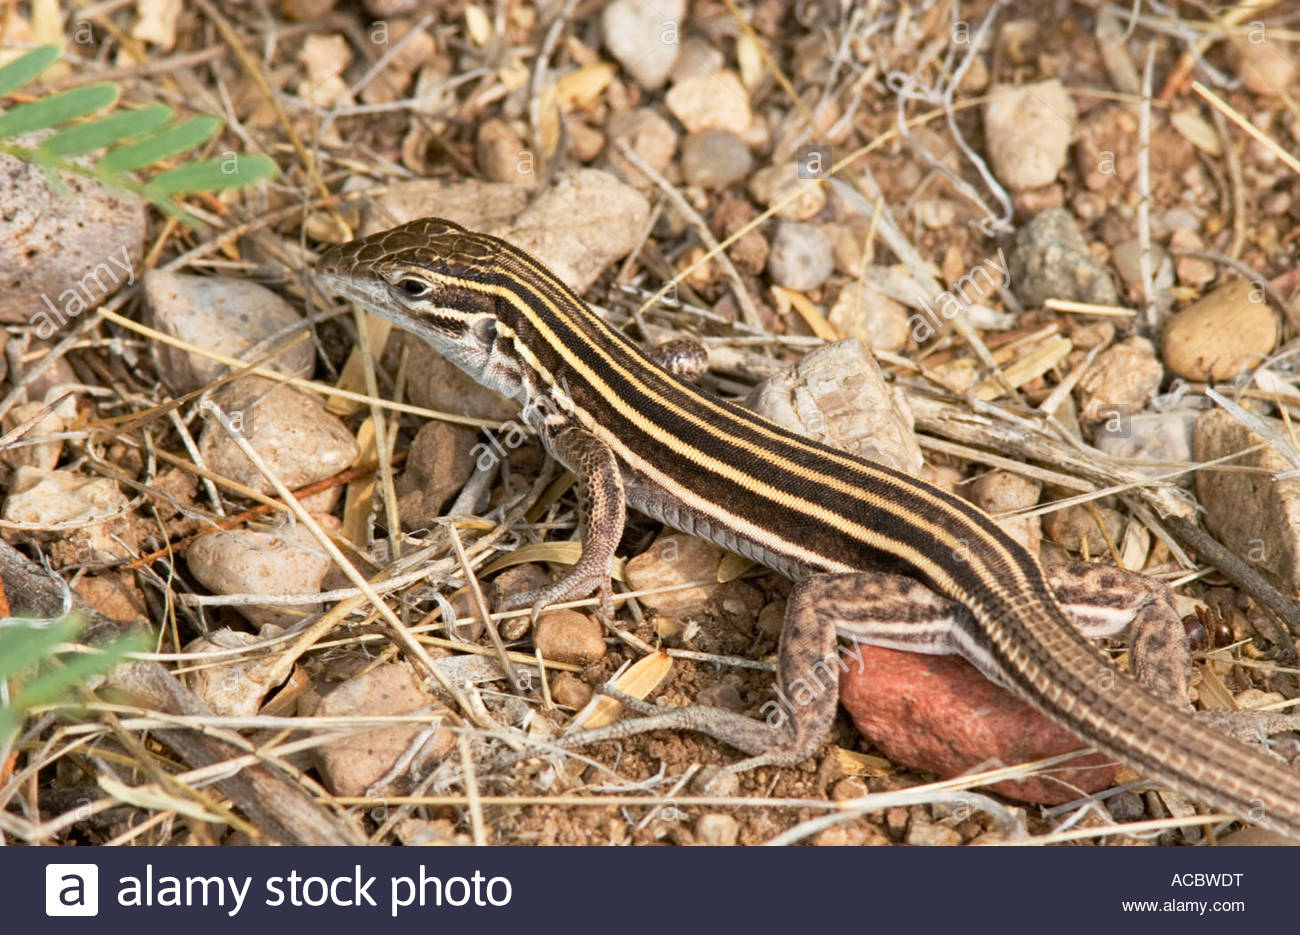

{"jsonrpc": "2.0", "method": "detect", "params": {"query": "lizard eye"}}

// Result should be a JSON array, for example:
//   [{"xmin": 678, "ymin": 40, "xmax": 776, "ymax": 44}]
[{"xmin": 397, "ymin": 278, "xmax": 429, "ymax": 298}]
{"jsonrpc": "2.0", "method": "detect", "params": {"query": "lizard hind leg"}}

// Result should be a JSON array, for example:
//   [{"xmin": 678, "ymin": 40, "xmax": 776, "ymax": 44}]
[{"xmin": 504, "ymin": 573, "xmax": 848, "ymax": 779}]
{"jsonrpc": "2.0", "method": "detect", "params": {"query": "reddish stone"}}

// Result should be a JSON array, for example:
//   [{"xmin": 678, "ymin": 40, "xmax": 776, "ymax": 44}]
[{"xmin": 839, "ymin": 644, "xmax": 1116, "ymax": 804}]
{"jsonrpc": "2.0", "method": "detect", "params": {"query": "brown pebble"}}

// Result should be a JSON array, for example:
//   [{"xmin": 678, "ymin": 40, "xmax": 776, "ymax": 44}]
[
  {"xmin": 550, "ymin": 671, "xmax": 593, "ymax": 709},
  {"xmin": 534, "ymin": 610, "xmax": 606, "ymax": 665}
]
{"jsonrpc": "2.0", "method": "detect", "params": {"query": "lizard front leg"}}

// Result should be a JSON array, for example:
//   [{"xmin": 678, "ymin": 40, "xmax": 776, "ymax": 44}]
[{"xmin": 499, "ymin": 424, "xmax": 626, "ymax": 622}]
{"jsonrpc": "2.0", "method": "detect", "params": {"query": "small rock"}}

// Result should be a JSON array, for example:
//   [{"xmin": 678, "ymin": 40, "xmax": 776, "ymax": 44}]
[
  {"xmin": 534, "ymin": 610, "xmax": 606, "ymax": 665},
  {"xmin": 1075, "ymin": 336, "xmax": 1163, "ymax": 422},
  {"xmin": 750, "ymin": 339, "xmax": 923, "ymax": 475},
  {"xmin": 839, "ymin": 644, "xmax": 1117, "ymax": 804},
  {"xmin": 73, "ymin": 571, "xmax": 146, "ymax": 624},
  {"xmin": 671, "ymin": 37, "xmax": 724, "ymax": 83},
  {"xmin": 144, "ymin": 271, "xmax": 316, "ymax": 393},
  {"xmin": 747, "ymin": 162, "xmax": 826, "ymax": 221},
  {"xmin": 697, "ymin": 682, "xmax": 745, "ymax": 712},
  {"xmin": 187, "ymin": 519, "xmax": 337, "ymax": 627},
  {"xmin": 767, "ymin": 221, "xmax": 834, "ymax": 292},
  {"xmin": 311, "ymin": 663, "xmax": 455, "ymax": 796},
  {"xmin": 969, "ymin": 471, "xmax": 1042, "ymax": 557},
  {"xmin": 550, "ymin": 671, "xmax": 593, "ymax": 709},
  {"xmin": 1042, "ymin": 504, "xmax": 1126, "ymax": 556},
  {"xmin": 812, "ymin": 824, "xmax": 892, "ymax": 846},
  {"xmin": 1, "ymin": 391, "xmax": 76, "ymax": 471},
  {"xmin": 680, "ymin": 130, "xmax": 752, "ymax": 190},
  {"xmin": 694, "ymin": 813, "xmax": 739, "ymax": 846},
  {"xmin": 362, "ymin": 0, "xmax": 415, "ymax": 15},
  {"xmin": 198, "ymin": 377, "xmax": 359, "ymax": 496},
  {"xmin": 665, "ymin": 70, "xmax": 752, "ymax": 135},
  {"xmin": 394, "ymin": 420, "xmax": 478, "ymax": 529},
  {"xmin": 1109, "ymin": 238, "xmax": 1171, "ymax": 295},
  {"xmin": 297, "ymin": 34, "xmax": 353, "ymax": 109},
  {"xmin": 185, "ymin": 626, "xmax": 286, "ymax": 716},
  {"xmin": 1093, "ymin": 410, "xmax": 1197, "ymax": 472},
  {"xmin": 828, "ymin": 282, "xmax": 910, "ymax": 353},
  {"xmin": 1234, "ymin": 38, "xmax": 1297, "ymax": 97},
  {"xmin": 1106, "ymin": 790, "xmax": 1148, "ymax": 823},
  {"xmin": 915, "ymin": 198, "xmax": 957, "ymax": 229},
  {"xmin": 1169, "ymin": 229, "xmax": 1215, "ymax": 287},
  {"xmin": 0, "ymin": 150, "xmax": 146, "ymax": 327},
  {"xmin": 983, "ymin": 80, "xmax": 1076, "ymax": 190},
  {"xmin": 363, "ymin": 177, "xmax": 531, "ymax": 242},
  {"xmin": 1195, "ymin": 408, "xmax": 1300, "ymax": 597},
  {"xmin": 1076, "ymin": 106, "xmax": 1140, "ymax": 192},
  {"xmin": 566, "ymin": 119, "xmax": 606, "ymax": 163},
  {"xmin": 393, "ymin": 817, "xmax": 469, "ymax": 846},
  {"xmin": 832, "ymin": 776, "xmax": 869, "ymax": 801},
  {"xmin": 602, "ymin": 0, "xmax": 683, "ymax": 91},
  {"xmin": 906, "ymin": 819, "xmax": 963, "ymax": 847},
  {"xmin": 499, "ymin": 170, "xmax": 650, "ymax": 294},
  {"xmin": 476, "ymin": 119, "xmax": 531, "ymax": 183},
  {"xmin": 711, "ymin": 198, "xmax": 768, "ymax": 275},
  {"xmin": 1, "ymin": 467, "xmax": 132, "ymax": 560},
  {"xmin": 605, "ymin": 108, "xmax": 678, "ymax": 191},
  {"xmin": 1011, "ymin": 207, "xmax": 1119, "ymax": 307},
  {"xmin": 624, "ymin": 532, "xmax": 723, "ymax": 617},
  {"xmin": 358, "ymin": 20, "xmax": 434, "ymax": 105},
  {"xmin": 1161, "ymin": 279, "xmax": 1278, "ymax": 381}
]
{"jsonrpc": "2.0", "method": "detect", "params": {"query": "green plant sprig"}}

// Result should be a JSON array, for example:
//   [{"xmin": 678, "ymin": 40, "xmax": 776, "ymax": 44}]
[{"xmin": 0, "ymin": 45, "xmax": 278, "ymax": 228}]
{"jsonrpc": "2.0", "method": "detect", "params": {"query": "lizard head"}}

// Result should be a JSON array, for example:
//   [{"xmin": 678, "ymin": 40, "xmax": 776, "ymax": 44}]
[{"xmin": 317, "ymin": 217, "xmax": 527, "ymax": 402}]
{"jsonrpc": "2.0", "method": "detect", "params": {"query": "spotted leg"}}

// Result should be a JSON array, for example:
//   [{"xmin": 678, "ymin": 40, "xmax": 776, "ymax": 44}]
[{"xmin": 499, "ymin": 425, "xmax": 625, "ymax": 623}]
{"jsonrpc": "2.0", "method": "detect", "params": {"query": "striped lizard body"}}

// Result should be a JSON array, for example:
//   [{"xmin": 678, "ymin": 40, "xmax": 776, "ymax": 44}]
[{"xmin": 318, "ymin": 217, "xmax": 1300, "ymax": 840}]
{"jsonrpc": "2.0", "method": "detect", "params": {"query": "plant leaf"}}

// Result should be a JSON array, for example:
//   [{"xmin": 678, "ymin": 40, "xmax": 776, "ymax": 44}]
[
  {"xmin": 0, "ymin": 617, "xmax": 82, "ymax": 679},
  {"xmin": 41, "ymin": 103, "xmax": 174, "ymax": 156},
  {"xmin": 0, "ymin": 83, "xmax": 119, "ymax": 141},
  {"xmin": 148, "ymin": 152, "xmax": 278, "ymax": 194},
  {"xmin": 0, "ymin": 615, "xmax": 147, "ymax": 739},
  {"xmin": 0, "ymin": 45, "xmax": 59, "ymax": 97},
  {"xmin": 97, "ymin": 114, "xmax": 221, "ymax": 172}
]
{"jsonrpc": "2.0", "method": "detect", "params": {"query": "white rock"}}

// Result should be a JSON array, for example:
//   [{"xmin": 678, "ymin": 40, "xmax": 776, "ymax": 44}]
[
  {"xmin": 311, "ymin": 663, "xmax": 455, "ymax": 796},
  {"xmin": 829, "ymin": 282, "xmax": 910, "ymax": 353},
  {"xmin": 665, "ymin": 70, "xmax": 752, "ymax": 135},
  {"xmin": 498, "ymin": 169, "xmax": 650, "ymax": 293},
  {"xmin": 603, "ymin": 0, "xmax": 684, "ymax": 91},
  {"xmin": 0, "ymin": 150, "xmax": 145, "ymax": 327},
  {"xmin": 144, "ymin": 271, "xmax": 316, "ymax": 392},
  {"xmin": 198, "ymin": 376, "xmax": 359, "ymax": 496},
  {"xmin": 749, "ymin": 338, "xmax": 923, "ymax": 475},
  {"xmin": 2, "ymin": 467, "xmax": 131, "ymax": 559},
  {"xmin": 983, "ymin": 81, "xmax": 1076, "ymax": 190},
  {"xmin": 767, "ymin": 221, "xmax": 834, "ymax": 292},
  {"xmin": 187, "ymin": 519, "xmax": 337, "ymax": 627},
  {"xmin": 1, "ymin": 390, "xmax": 76, "ymax": 471}
]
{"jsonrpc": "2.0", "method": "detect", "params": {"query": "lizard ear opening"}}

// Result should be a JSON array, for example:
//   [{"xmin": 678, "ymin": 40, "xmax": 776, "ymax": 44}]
[{"xmin": 472, "ymin": 315, "xmax": 498, "ymax": 346}]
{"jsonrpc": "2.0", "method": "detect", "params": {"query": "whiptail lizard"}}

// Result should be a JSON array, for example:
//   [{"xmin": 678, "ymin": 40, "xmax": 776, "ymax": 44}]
[{"xmin": 318, "ymin": 217, "xmax": 1300, "ymax": 840}]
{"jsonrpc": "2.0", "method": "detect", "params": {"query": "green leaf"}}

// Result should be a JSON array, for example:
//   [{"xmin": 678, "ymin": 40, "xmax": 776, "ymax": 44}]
[
  {"xmin": 149, "ymin": 152, "xmax": 278, "ymax": 194},
  {"xmin": 0, "ymin": 617, "xmax": 82, "ymax": 679},
  {"xmin": 97, "ymin": 114, "xmax": 221, "ymax": 172},
  {"xmin": 0, "ymin": 82, "xmax": 118, "ymax": 141},
  {"xmin": 41, "ymin": 103, "xmax": 174, "ymax": 157},
  {"xmin": 0, "ymin": 615, "xmax": 148, "ymax": 740},
  {"xmin": 0, "ymin": 45, "xmax": 60, "ymax": 97}
]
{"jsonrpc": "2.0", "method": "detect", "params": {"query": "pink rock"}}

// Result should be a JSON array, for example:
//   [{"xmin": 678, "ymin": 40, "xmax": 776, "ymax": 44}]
[{"xmin": 838, "ymin": 644, "xmax": 1116, "ymax": 804}]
